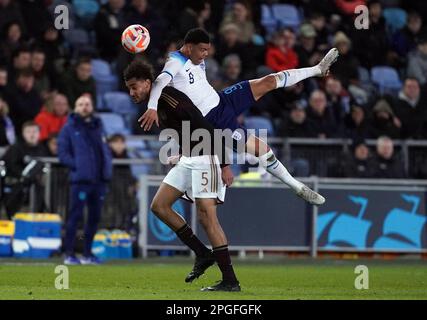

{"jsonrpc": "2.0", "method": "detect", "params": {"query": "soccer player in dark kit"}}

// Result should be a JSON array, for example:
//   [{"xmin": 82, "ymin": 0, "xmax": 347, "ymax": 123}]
[{"xmin": 124, "ymin": 59, "xmax": 240, "ymax": 291}]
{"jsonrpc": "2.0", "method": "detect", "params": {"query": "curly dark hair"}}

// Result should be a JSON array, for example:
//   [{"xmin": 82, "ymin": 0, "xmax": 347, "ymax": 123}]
[{"xmin": 123, "ymin": 59, "xmax": 154, "ymax": 82}]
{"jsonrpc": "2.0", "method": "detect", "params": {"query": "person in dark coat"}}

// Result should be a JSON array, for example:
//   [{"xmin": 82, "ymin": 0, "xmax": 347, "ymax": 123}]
[
  {"xmin": 369, "ymin": 136, "xmax": 405, "ymax": 179},
  {"xmin": 94, "ymin": 0, "xmax": 129, "ymax": 62},
  {"xmin": 58, "ymin": 95, "xmax": 112, "ymax": 265},
  {"xmin": 2, "ymin": 121, "xmax": 48, "ymax": 219},
  {"xmin": 3, "ymin": 68, "xmax": 42, "ymax": 137},
  {"xmin": 370, "ymin": 98, "xmax": 401, "ymax": 139},
  {"xmin": 277, "ymin": 102, "xmax": 316, "ymax": 138},
  {"xmin": 306, "ymin": 89, "xmax": 339, "ymax": 138},
  {"xmin": 342, "ymin": 140, "xmax": 372, "ymax": 178},
  {"xmin": 60, "ymin": 57, "xmax": 97, "ymax": 107},
  {"xmin": 393, "ymin": 78, "xmax": 427, "ymax": 139}
]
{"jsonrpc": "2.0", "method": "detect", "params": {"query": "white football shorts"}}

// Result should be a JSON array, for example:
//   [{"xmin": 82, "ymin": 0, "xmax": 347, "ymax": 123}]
[{"xmin": 163, "ymin": 155, "xmax": 226, "ymax": 204}]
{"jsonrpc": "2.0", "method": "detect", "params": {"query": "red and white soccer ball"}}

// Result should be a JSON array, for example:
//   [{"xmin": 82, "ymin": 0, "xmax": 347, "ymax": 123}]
[{"xmin": 121, "ymin": 24, "xmax": 151, "ymax": 54}]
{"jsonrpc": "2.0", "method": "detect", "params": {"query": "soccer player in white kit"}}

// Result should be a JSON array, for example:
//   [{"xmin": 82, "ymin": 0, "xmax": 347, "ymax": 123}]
[{"xmin": 139, "ymin": 28, "xmax": 339, "ymax": 206}]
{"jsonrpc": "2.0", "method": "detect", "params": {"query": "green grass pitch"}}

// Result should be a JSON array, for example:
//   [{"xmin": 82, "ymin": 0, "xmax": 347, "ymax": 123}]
[{"xmin": 0, "ymin": 257, "xmax": 426, "ymax": 300}]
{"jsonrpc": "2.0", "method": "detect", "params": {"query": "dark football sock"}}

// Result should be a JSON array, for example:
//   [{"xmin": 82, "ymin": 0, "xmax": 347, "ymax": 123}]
[
  {"xmin": 176, "ymin": 224, "xmax": 211, "ymax": 257},
  {"xmin": 213, "ymin": 245, "xmax": 238, "ymax": 283}
]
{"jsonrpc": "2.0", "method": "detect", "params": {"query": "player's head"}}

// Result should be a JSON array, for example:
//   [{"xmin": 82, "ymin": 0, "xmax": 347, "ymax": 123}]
[
  {"xmin": 183, "ymin": 28, "xmax": 211, "ymax": 64},
  {"xmin": 123, "ymin": 59, "xmax": 154, "ymax": 104}
]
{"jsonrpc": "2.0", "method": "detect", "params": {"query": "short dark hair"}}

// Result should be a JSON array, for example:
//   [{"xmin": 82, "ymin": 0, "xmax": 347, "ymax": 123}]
[
  {"xmin": 22, "ymin": 120, "xmax": 39, "ymax": 131},
  {"xmin": 108, "ymin": 133, "xmax": 126, "ymax": 143},
  {"xmin": 184, "ymin": 28, "xmax": 210, "ymax": 45},
  {"xmin": 17, "ymin": 68, "xmax": 34, "ymax": 79},
  {"xmin": 76, "ymin": 56, "xmax": 91, "ymax": 67},
  {"xmin": 123, "ymin": 59, "xmax": 154, "ymax": 82},
  {"xmin": 12, "ymin": 45, "xmax": 31, "ymax": 60}
]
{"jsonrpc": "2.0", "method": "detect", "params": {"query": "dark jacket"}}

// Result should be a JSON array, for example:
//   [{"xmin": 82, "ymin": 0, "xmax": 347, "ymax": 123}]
[
  {"xmin": 2, "ymin": 140, "xmax": 48, "ymax": 179},
  {"xmin": 60, "ymin": 71, "xmax": 97, "ymax": 106},
  {"xmin": 369, "ymin": 154, "xmax": 405, "ymax": 179},
  {"xmin": 58, "ymin": 113, "xmax": 112, "ymax": 184},
  {"xmin": 4, "ymin": 84, "xmax": 42, "ymax": 137}
]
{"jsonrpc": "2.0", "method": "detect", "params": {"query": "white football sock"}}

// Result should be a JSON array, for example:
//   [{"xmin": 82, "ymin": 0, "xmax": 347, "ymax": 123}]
[
  {"xmin": 274, "ymin": 66, "xmax": 321, "ymax": 88},
  {"xmin": 259, "ymin": 149, "xmax": 303, "ymax": 191}
]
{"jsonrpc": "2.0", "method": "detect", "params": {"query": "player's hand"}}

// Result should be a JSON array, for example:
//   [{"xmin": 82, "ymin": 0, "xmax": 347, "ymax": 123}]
[
  {"xmin": 138, "ymin": 109, "xmax": 159, "ymax": 131},
  {"xmin": 221, "ymin": 165, "xmax": 234, "ymax": 187},
  {"xmin": 166, "ymin": 155, "xmax": 181, "ymax": 166}
]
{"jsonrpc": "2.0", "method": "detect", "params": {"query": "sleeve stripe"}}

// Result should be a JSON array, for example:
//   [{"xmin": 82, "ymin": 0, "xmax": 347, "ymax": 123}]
[{"xmin": 161, "ymin": 70, "xmax": 174, "ymax": 79}]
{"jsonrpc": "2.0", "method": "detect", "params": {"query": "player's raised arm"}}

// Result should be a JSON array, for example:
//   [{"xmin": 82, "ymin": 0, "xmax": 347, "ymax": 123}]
[{"xmin": 139, "ymin": 53, "xmax": 186, "ymax": 131}]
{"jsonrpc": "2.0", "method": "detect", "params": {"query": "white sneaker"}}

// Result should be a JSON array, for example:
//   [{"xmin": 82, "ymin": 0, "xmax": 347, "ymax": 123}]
[
  {"xmin": 295, "ymin": 184, "xmax": 326, "ymax": 206},
  {"xmin": 318, "ymin": 48, "xmax": 339, "ymax": 76}
]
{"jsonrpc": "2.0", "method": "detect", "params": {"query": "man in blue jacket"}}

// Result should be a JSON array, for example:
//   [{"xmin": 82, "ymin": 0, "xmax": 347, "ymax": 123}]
[{"xmin": 58, "ymin": 95, "xmax": 112, "ymax": 265}]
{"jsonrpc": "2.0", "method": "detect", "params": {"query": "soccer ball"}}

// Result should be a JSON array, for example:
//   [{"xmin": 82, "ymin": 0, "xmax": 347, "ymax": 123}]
[{"xmin": 121, "ymin": 24, "xmax": 150, "ymax": 54}]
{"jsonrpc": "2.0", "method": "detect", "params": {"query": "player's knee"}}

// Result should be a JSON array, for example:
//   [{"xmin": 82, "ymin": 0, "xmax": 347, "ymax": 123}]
[
  {"xmin": 263, "ymin": 74, "xmax": 277, "ymax": 90},
  {"xmin": 150, "ymin": 199, "xmax": 166, "ymax": 217}
]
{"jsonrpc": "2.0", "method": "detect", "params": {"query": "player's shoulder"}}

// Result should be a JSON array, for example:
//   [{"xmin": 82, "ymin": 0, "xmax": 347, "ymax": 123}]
[{"xmin": 168, "ymin": 50, "xmax": 189, "ymax": 65}]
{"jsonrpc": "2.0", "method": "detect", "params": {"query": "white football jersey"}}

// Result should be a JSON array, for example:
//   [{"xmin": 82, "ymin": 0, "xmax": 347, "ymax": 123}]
[{"xmin": 161, "ymin": 51, "xmax": 220, "ymax": 116}]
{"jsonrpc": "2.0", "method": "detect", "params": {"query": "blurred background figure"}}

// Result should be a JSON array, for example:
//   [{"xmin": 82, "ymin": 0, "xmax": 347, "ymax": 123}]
[{"xmin": 58, "ymin": 95, "xmax": 112, "ymax": 265}]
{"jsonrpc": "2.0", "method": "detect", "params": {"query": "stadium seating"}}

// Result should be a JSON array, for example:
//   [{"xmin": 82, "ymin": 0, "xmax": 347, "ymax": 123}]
[
  {"xmin": 97, "ymin": 112, "xmax": 130, "ymax": 136},
  {"xmin": 261, "ymin": 4, "xmax": 277, "ymax": 36},
  {"xmin": 91, "ymin": 59, "xmax": 119, "ymax": 109},
  {"xmin": 72, "ymin": 0, "xmax": 99, "ymax": 19},
  {"xmin": 271, "ymin": 4, "xmax": 302, "ymax": 30},
  {"xmin": 383, "ymin": 8, "xmax": 407, "ymax": 35},
  {"xmin": 370, "ymin": 66, "xmax": 403, "ymax": 95},
  {"xmin": 244, "ymin": 116, "xmax": 275, "ymax": 136}
]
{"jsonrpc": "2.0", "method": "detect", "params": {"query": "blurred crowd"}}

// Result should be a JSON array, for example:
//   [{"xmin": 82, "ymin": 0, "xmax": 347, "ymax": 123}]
[{"xmin": 0, "ymin": 0, "xmax": 426, "ymax": 181}]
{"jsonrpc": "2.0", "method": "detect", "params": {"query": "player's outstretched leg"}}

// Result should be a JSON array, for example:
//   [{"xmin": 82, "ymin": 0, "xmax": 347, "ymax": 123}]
[
  {"xmin": 246, "ymin": 135, "xmax": 325, "ymax": 206},
  {"xmin": 250, "ymin": 48, "xmax": 339, "ymax": 100}
]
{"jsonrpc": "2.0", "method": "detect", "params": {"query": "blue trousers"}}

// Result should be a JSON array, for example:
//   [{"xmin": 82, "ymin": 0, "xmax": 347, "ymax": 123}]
[{"xmin": 64, "ymin": 183, "xmax": 106, "ymax": 256}]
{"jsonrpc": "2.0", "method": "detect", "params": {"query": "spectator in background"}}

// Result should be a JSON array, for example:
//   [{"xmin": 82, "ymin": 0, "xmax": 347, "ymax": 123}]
[
  {"xmin": 60, "ymin": 57, "xmax": 96, "ymax": 106},
  {"xmin": 392, "ymin": 12, "xmax": 424, "ymax": 59},
  {"xmin": 352, "ymin": 0, "xmax": 390, "ymax": 69},
  {"xmin": 309, "ymin": 12, "xmax": 330, "ymax": 52},
  {"xmin": 126, "ymin": 0, "xmax": 166, "ymax": 58},
  {"xmin": 0, "ymin": 0, "xmax": 26, "ymax": 38},
  {"xmin": 8, "ymin": 46, "xmax": 31, "ymax": 82},
  {"xmin": 306, "ymin": 90, "xmax": 338, "ymax": 138},
  {"xmin": 0, "ymin": 21, "xmax": 24, "ymax": 65},
  {"xmin": 37, "ymin": 23, "xmax": 69, "ymax": 78},
  {"xmin": 220, "ymin": 0, "xmax": 255, "ymax": 44},
  {"xmin": 343, "ymin": 140, "xmax": 372, "ymax": 178},
  {"xmin": 265, "ymin": 28, "xmax": 299, "ymax": 72},
  {"xmin": 325, "ymin": 76, "xmax": 350, "ymax": 124},
  {"xmin": 58, "ymin": 95, "xmax": 112, "ymax": 265},
  {"xmin": 0, "ymin": 97, "xmax": 15, "ymax": 146},
  {"xmin": 106, "ymin": 134, "xmax": 137, "ymax": 229},
  {"xmin": 295, "ymin": 23, "xmax": 321, "ymax": 68},
  {"xmin": 393, "ymin": 78, "xmax": 427, "ymax": 139},
  {"xmin": 216, "ymin": 23, "xmax": 247, "ymax": 69},
  {"xmin": 205, "ymin": 42, "xmax": 222, "ymax": 89},
  {"xmin": 0, "ymin": 66, "xmax": 7, "ymax": 96},
  {"xmin": 329, "ymin": 31, "xmax": 359, "ymax": 87},
  {"xmin": 31, "ymin": 48, "xmax": 51, "ymax": 100},
  {"xmin": 407, "ymin": 35, "xmax": 427, "ymax": 86},
  {"xmin": 370, "ymin": 136, "xmax": 405, "ymax": 178},
  {"xmin": 2, "ymin": 121, "xmax": 48, "ymax": 219},
  {"xmin": 94, "ymin": 0, "xmax": 128, "ymax": 62},
  {"xmin": 277, "ymin": 102, "xmax": 316, "ymax": 138},
  {"xmin": 219, "ymin": 54, "xmax": 242, "ymax": 89},
  {"xmin": 34, "ymin": 93, "xmax": 69, "ymax": 142},
  {"xmin": 370, "ymin": 98, "xmax": 401, "ymax": 139},
  {"xmin": 46, "ymin": 133, "xmax": 58, "ymax": 157},
  {"xmin": 177, "ymin": 0, "xmax": 210, "ymax": 38},
  {"xmin": 344, "ymin": 104, "xmax": 373, "ymax": 141},
  {"xmin": 4, "ymin": 68, "xmax": 42, "ymax": 137}
]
